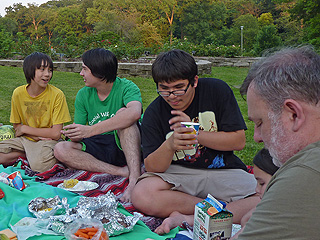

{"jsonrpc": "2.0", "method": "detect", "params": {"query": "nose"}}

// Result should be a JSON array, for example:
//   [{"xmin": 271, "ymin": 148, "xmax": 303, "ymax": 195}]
[
  {"xmin": 44, "ymin": 69, "xmax": 50, "ymax": 76},
  {"xmin": 255, "ymin": 185, "xmax": 261, "ymax": 196},
  {"xmin": 80, "ymin": 70, "xmax": 84, "ymax": 76},
  {"xmin": 253, "ymin": 126, "xmax": 263, "ymax": 143}
]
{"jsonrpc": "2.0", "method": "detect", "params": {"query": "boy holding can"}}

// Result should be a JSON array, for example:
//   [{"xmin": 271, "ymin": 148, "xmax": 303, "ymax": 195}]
[{"xmin": 131, "ymin": 49, "xmax": 259, "ymax": 224}]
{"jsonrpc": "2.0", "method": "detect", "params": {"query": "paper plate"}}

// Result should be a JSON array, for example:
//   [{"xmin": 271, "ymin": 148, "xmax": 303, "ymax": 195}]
[{"xmin": 57, "ymin": 181, "xmax": 99, "ymax": 192}]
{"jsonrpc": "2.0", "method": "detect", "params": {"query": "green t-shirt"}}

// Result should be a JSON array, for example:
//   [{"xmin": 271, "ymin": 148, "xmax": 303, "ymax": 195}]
[{"xmin": 74, "ymin": 77, "xmax": 142, "ymax": 135}]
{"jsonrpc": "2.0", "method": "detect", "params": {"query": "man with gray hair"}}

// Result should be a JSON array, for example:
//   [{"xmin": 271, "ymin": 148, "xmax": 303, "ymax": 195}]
[{"xmin": 237, "ymin": 46, "xmax": 320, "ymax": 239}]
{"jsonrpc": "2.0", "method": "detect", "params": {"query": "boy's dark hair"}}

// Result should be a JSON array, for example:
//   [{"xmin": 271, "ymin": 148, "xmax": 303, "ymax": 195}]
[
  {"xmin": 253, "ymin": 148, "xmax": 279, "ymax": 176},
  {"xmin": 23, "ymin": 52, "xmax": 53, "ymax": 84},
  {"xmin": 82, "ymin": 48, "xmax": 118, "ymax": 83},
  {"xmin": 152, "ymin": 49, "xmax": 198, "ymax": 86}
]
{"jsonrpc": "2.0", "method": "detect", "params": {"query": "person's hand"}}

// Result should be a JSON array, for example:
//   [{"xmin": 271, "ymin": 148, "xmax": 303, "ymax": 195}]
[
  {"xmin": 169, "ymin": 110, "xmax": 191, "ymax": 130},
  {"xmin": 168, "ymin": 126, "xmax": 198, "ymax": 151},
  {"xmin": 61, "ymin": 123, "xmax": 92, "ymax": 141},
  {"xmin": 14, "ymin": 124, "xmax": 24, "ymax": 137}
]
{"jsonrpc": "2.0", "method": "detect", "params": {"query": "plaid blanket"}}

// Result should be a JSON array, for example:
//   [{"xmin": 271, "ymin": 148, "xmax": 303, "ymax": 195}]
[{"xmin": 19, "ymin": 158, "xmax": 164, "ymax": 231}]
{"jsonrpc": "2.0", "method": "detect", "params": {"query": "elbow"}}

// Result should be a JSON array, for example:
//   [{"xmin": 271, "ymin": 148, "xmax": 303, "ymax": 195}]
[
  {"xmin": 52, "ymin": 133, "xmax": 62, "ymax": 141},
  {"xmin": 144, "ymin": 158, "xmax": 166, "ymax": 173},
  {"xmin": 132, "ymin": 111, "xmax": 142, "ymax": 122},
  {"xmin": 233, "ymin": 131, "xmax": 246, "ymax": 151},
  {"xmin": 234, "ymin": 141, "xmax": 245, "ymax": 151}
]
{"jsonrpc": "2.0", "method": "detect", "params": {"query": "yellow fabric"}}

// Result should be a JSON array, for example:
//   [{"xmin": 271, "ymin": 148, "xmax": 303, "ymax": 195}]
[{"xmin": 10, "ymin": 84, "xmax": 71, "ymax": 128}]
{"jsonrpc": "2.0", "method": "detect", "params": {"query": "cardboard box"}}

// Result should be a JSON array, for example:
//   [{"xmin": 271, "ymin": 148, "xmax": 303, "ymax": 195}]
[{"xmin": 193, "ymin": 194, "xmax": 233, "ymax": 240}]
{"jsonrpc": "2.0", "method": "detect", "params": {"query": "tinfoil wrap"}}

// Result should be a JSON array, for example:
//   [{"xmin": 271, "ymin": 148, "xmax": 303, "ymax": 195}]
[
  {"xmin": 29, "ymin": 191, "xmax": 141, "ymax": 237},
  {"xmin": 28, "ymin": 195, "xmax": 65, "ymax": 219}
]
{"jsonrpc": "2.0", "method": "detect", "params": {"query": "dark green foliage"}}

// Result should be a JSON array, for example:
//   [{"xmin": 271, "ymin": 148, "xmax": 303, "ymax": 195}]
[{"xmin": 254, "ymin": 25, "xmax": 282, "ymax": 55}]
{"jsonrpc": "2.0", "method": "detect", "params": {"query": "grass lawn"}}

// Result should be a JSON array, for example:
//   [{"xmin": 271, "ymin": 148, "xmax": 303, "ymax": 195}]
[{"xmin": 0, "ymin": 65, "xmax": 262, "ymax": 165}]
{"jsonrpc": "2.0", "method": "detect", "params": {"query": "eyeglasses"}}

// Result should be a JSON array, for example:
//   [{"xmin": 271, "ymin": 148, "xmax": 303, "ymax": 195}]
[{"xmin": 157, "ymin": 83, "xmax": 190, "ymax": 97}]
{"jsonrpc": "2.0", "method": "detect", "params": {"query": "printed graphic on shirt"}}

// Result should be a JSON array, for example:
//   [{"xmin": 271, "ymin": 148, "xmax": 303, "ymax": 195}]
[
  {"xmin": 167, "ymin": 111, "xmax": 223, "ymax": 168},
  {"xmin": 24, "ymin": 100, "xmax": 49, "ymax": 126},
  {"xmin": 89, "ymin": 111, "xmax": 115, "ymax": 125}
]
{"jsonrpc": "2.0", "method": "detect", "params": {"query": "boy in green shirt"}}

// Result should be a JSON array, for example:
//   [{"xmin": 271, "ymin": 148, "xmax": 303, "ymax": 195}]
[{"xmin": 54, "ymin": 48, "xmax": 142, "ymax": 202}]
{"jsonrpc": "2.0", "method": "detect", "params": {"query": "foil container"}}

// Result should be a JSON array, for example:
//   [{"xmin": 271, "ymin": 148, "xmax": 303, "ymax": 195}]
[
  {"xmin": 29, "ymin": 191, "xmax": 141, "ymax": 237},
  {"xmin": 28, "ymin": 195, "xmax": 65, "ymax": 219}
]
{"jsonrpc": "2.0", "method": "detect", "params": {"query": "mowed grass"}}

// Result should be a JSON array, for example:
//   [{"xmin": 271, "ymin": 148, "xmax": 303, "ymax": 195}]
[{"xmin": 0, "ymin": 65, "xmax": 262, "ymax": 165}]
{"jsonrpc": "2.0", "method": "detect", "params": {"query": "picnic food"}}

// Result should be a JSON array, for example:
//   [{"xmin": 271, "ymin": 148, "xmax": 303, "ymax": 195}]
[
  {"xmin": 74, "ymin": 226, "xmax": 109, "ymax": 240},
  {"xmin": 0, "ymin": 125, "xmax": 15, "ymax": 141},
  {"xmin": 0, "ymin": 229, "xmax": 18, "ymax": 240},
  {"xmin": 63, "ymin": 179, "xmax": 79, "ymax": 188}
]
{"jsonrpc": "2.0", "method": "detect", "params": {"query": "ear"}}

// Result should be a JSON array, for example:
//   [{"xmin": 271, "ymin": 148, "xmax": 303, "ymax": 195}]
[
  {"xmin": 283, "ymin": 99, "xmax": 305, "ymax": 132},
  {"xmin": 193, "ymin": 76, "xmax": 199, "ymax": 88}
]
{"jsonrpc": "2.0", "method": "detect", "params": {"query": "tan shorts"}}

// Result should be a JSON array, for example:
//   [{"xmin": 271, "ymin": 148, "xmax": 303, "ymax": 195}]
[
  {"xmin": 139, "ymin": 164, "xmax": 257, "ymax": 203},
  {"xmin": 0, "ymin": 137, "xmax": 58, "ymax": 172}
]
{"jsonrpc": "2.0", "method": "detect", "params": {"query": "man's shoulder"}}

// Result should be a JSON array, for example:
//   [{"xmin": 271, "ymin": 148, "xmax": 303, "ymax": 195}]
[{"xmin": 286, "ymin": 141, "xmax": 320, "ymax": 173}]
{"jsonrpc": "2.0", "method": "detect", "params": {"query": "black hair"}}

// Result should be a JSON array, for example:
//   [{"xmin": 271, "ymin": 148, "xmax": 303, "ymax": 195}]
[
  {"xmin": 81, "ymin": 48, "xmax": 118, "ymax": 83},
  {"xmin": 152, "ymin": 49, "xmax": 198, "ymax": 86},
  {"xmin": 23, "ymin": 52, "xmax": 53, "ymax": 84},
  {"xmin": 253, "ymin": 148, "xmax": 279, "ymax": 176}
]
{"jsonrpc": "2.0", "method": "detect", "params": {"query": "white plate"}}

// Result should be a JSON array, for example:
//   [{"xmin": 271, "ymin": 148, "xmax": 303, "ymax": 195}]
[{"xmin": 57, "ymin": 181, "xmax": 99, "ymax": 192}]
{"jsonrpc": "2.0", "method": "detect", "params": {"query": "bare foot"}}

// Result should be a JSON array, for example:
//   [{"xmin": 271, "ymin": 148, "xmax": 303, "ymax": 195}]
[
  {"xmin": 154, "ymin": 211, "xmax": 194, "ymax": 235},
  {"xmin": 118, "ymin": 165, "xmax": 130, "ymax": 178},
  {"xmin": 120, "ymin": 182, "xmax": 135, "ymax": 203}
]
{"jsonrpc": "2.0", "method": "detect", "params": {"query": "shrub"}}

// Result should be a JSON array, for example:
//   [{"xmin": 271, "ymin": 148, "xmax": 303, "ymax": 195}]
[{"xmin": 0, "ymin": 30, "xmax": 15, "ymax": 58}]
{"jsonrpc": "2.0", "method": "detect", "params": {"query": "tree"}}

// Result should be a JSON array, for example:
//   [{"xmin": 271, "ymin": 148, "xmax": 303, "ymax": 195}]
[
  {"xmin": 54, "ymin": 6, "xmax": 85, "ymax": 37},
  {"xmin": 180, "ymin": 0, "xmax": 227, "ymax": 45},
  {"xmin": 155, "ymin": 0, "xmax": 178, "ymax": 44},
  {"xmin": 289, "ymin": 0, "xmax": 320, "ymax": 48},
  {"xmin": 258, "ymin": 12, "xmax": 274, "ymax": 26},
  {"xmin": 25, "ymin": 3, "xmax": 48, "ymax": 40},
  {"xmin": 231, "ymin": 14, "xmax": 260, "ymax": 51},
  {"xmin": 0, "ymin": 17, "xmax": 18, "ymax": 35},
  {"xmin": 0, "ymin": 29, "xmax": 15, "ymax": 58},
  {"xmin": 253, "ymin": 24, "xmax": 282, "ymax": 55}
]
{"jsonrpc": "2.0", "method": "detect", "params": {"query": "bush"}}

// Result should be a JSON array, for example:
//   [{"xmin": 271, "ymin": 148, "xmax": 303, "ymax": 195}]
[
  {"xmin": 0, "ymin": 30, "xmax": 15, "ymax": 58},
  {"xmin": 253, "ymin": 25, "xmax": 282, "ymax": 56}
]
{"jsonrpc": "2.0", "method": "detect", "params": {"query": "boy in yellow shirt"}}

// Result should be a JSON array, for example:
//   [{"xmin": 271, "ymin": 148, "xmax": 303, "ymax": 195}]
[{"xmin": 0, "ymin": 52, "xmax": 71, "ymax": 172}]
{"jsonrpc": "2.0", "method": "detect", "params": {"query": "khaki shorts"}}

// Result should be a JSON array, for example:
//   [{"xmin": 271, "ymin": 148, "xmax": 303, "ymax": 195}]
[
  {"xmin": 139, "ymin": 164, "xmax": 257, "ymax": 203},
  {"xmin": 0, "ymin": 137, "xmax": 58, "ymax": 172}
]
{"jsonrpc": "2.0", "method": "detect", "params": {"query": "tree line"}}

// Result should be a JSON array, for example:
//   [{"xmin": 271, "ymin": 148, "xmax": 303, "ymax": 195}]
[{"xmin": 0, "ymin": 0, "xmax": 318, "ymax": 60}]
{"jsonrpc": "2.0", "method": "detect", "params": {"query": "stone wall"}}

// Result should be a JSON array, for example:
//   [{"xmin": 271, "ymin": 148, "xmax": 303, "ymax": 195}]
[{"xmin": 0, "ymin": 57, "xmax": 259, "ymax": 77}]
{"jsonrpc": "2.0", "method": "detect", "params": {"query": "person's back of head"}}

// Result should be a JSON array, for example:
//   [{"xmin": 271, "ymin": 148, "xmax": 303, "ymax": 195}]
[
  {"xmin": 82, "ymin": 48, "xmax": 118, "ymax": 83},
  {"xmin": 23, "ymin": 52, "xmax": 53, "ymax": 84},
  {"xmin": 253, "ymin": 148, "xmax": 279, "ymax": 176},
  {"xmin": 240, "ymin": 45, "xmax": 320, "ymax": 114},
  {"xmin": 152, "ymin": 49, "xmax": 198, "ymax": 86}
]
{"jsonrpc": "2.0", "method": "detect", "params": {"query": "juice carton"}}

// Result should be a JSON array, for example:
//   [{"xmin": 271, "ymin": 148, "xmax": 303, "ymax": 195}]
[{"xmin": 193, "ymin": 194, "xmax": 233, "ymax": 240}]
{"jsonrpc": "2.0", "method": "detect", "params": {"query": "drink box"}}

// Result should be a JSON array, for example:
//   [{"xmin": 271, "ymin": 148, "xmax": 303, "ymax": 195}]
[{"xmin": 193, "ymin": 194, "xmax": 233, "ymax": 240}]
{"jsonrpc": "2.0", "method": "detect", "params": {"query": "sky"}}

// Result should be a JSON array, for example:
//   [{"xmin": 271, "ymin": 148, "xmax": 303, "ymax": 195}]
[{"xmin": 0, "ymin": 0, "xmax": 48, "ymax": 17}]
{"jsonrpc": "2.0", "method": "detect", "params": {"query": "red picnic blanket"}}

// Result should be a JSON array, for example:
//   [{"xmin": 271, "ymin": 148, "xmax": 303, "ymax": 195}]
[{"xmin": 19, "ymin": 158, "xmax": 164, "ymax": 231}]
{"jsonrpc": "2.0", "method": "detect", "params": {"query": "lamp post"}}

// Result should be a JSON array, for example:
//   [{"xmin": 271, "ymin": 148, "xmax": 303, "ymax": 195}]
[{"xmin": 240, "ymin": 26, "xmax": 244, "ymax": 53}]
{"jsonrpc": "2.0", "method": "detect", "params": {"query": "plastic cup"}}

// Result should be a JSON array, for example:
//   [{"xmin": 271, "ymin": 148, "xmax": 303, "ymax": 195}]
[{"xmin": 181, "ymin": 122, "xmax": 200, "ymax": 147}]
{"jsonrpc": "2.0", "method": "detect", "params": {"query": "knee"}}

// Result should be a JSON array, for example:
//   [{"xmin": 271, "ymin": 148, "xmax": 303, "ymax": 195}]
[
  {"xmin": 53, "ymin": 141, "xmax": 68, "ymax": 160},
  {"xmin": 131, "ymin": 181, "xmax": 151, "ymax": 210}
]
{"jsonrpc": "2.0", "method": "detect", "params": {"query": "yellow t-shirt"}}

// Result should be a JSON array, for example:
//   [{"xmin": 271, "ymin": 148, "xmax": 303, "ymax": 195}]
[{"xmin": 10, "ymin": 84, "xmax": 71, "ymax": 128}]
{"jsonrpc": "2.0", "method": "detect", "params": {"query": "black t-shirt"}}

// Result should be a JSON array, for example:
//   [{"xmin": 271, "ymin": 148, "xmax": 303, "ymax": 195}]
[{"xmin": 141, "ymin": 78, "xmax": 248, "ymax": 171}]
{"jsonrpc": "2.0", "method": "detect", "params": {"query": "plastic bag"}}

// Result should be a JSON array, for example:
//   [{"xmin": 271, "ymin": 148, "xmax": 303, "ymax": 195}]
[{"xmin": 64, "ymin": 218, "xmax": 109, "ymax": 240}]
